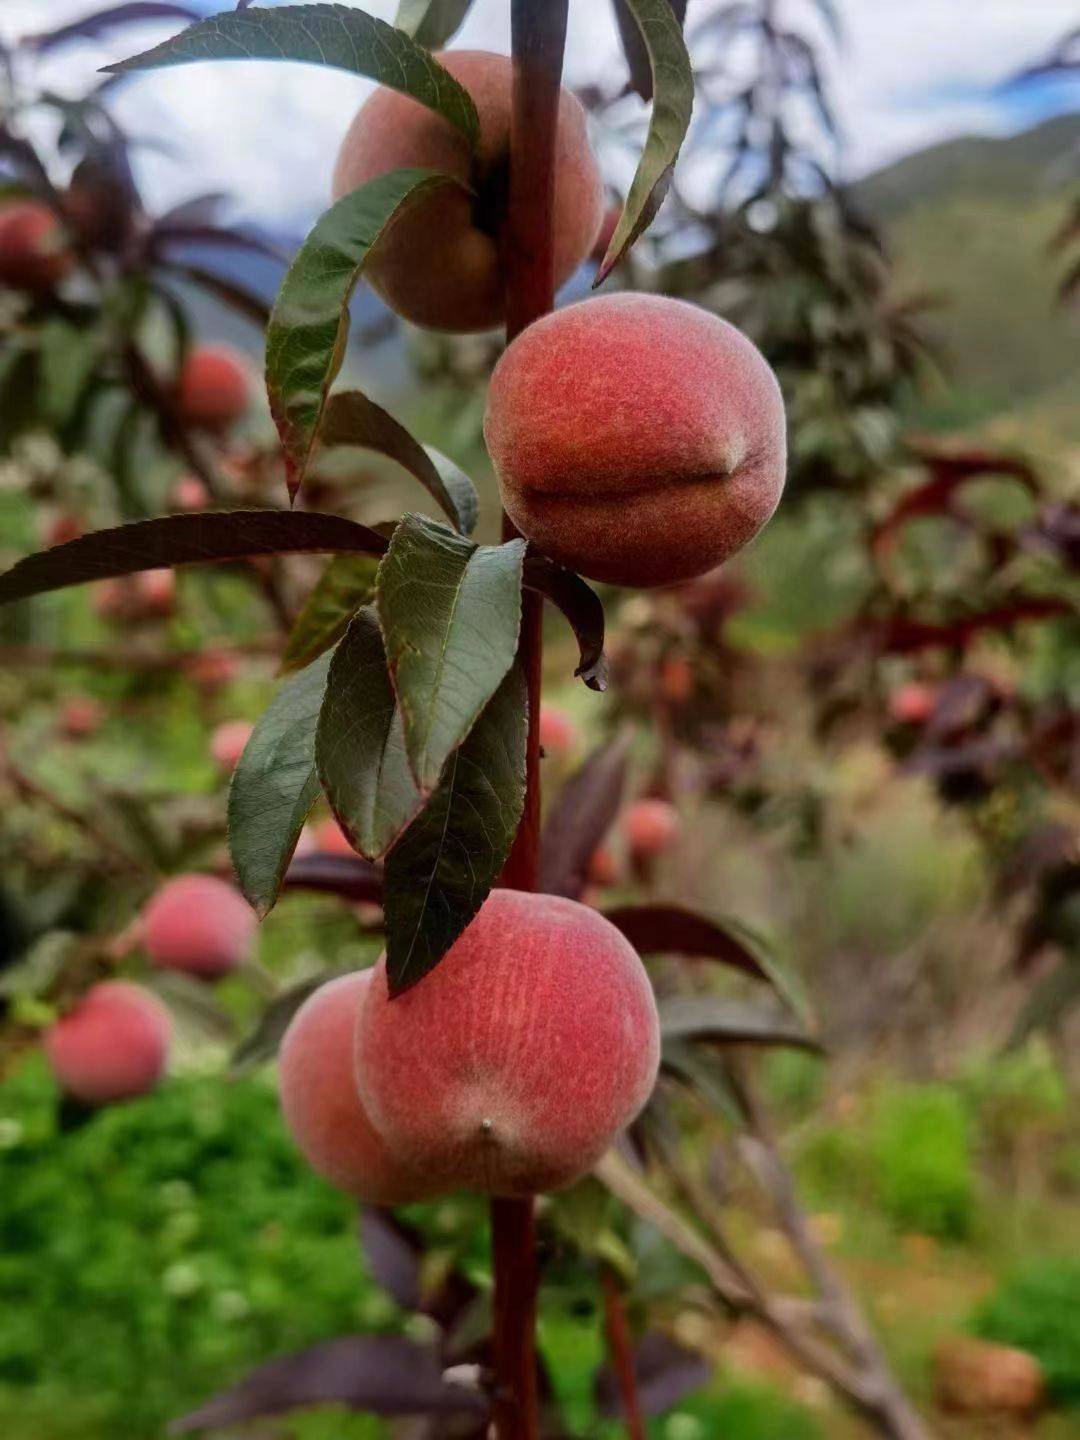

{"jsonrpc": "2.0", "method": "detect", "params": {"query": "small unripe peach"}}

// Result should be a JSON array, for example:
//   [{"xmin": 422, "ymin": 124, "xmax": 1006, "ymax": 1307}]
[
  {"xmin": 332, "ymin": 51, "xmax": 603, "ymax": 332},
  {"xmin": 280, "ymin": 971, "xmax": 436, "ymax": 1202},
  {"xmin": 355, "ymin": 889, "xmax": 660, "ymax": 1196},
  {"xmin": 0, "ymin": 201, "xmax": 71, "ymax": 292},
  {"xmin": 186, "ymin": 648, "xmax": 239, "ymax": 694},
  {"xmin": 45, "ymin": 981, "xmax": 170, "ymax": 1105},
  {"xmin": 210, "ymin": 720, "xmax": 253, "ymax": 774},
  {"xmin": 314, "ymin": 820, "xmax": 356, "ymax": 857},
  {"xmin": 538, "ymin": 703, "xmax": 578, "ymax": 757},
  {"xmin": 587, "ymin": 845, "xmax": 618, "ymax": 888},
  {"xmin": 485, "ymin": 294, "xmax": 786, "ymax": 587},
  {"xmin": 139, "ymin": 568, "xmax": 176, "ymax": 615},
  {"xmin": 176, "ymin": 345, "xmax": 251, "ymax": 432},
  {"xmin": 60, "ymin": 695, "xmax": 104, "ymax": 739},
  {"xmin": 45, "ymin": 513, "xmax": 83, "ymax": 548},
  {"xmin": 623, "ymin": 799, "xmax": 680, "ymax": 859},
  {"xmin": 142, "ymin": 874, "xmax": 256, "ymax": 978},
  {"xmin": 171, "ymin": 475, "xmax": 211, "ymax": 511},
  {"xmin": 889, "ymin": 681, "xmax": 937, "ymax": 726},
  {"xmin": 659, "ymin": 654, "xmax": 694, "ymax": 703}
]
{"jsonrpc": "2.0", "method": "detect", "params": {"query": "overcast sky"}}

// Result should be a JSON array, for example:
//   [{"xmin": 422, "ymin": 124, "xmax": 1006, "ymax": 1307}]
[{"xmin": 3, "ymin": 0, "xmax": 1080, "ymax": 231}]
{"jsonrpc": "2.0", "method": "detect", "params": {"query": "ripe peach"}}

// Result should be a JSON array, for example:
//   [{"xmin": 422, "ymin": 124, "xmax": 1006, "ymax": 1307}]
[
  {"xmin": 171, "ymin": 474, "xmax": 211, "ymax": 511},
  {"xmin": 138, "ymin": 567, "xmax": 176, "ymax": 616},
  {"xmin": 314, "ymin": 819, "xmax": 356, "ymax": 858},
  {"xmin": 60, "ymin": 695, "xmax": 104, "ymax": 739},
  {"xmin": 659, "ymin": 654, "xmax": 694, "ymax": 703},
  {"xmin": 210, "ymin": 720, "xmax": 253, "ymax": 774},
  {"xmin": 538, "ymin": 703, "xmax": 578, "ymax": 757},
  {"xmin": 45, "ymin": 981, "xmax": 170, "ymax": 1105},
  {"xmin": 332, "ymin": 51, "xmax": 603, "ymax": 332},
  {"xmin": 0, "ymin": 201, "xmax": 71, "ymax": 293},
  {"xmin": 355, "ymin": 889, "xmax": 660, "ymax": 1196},
  {"xmin": 623, "ymin": 799, "xmax": 679, "ymax": 859},
  {"xmin": 485, "ymin": 294, "xmax": 787, "ymax": 586},
  {"xmin": 176, "ymin": 345, "xmax": 251, "ymax": 432},
  {"xmin": 280, "ymin": 971, "xmax": 436, "ymax": 1202},
  {"xmin": 142, "ymin": 874, "xmax": 256, "ymax": 978}
]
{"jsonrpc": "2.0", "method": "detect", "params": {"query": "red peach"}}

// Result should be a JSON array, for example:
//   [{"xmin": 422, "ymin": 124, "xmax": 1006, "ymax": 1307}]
[
  {"xmin": 485, "ymin": 293, "xmax": 787, "ymax": 587},
  {"xmin": 279, "ymin": 971, "xmax": 436, "ymax": 1202},
  {"xmin": 171, "ymin": 475, "xmax": 211, "ymax": 511},
  {"xmin": 142, "ymin": 874, "xmax": 256, "ymax": 978},
  {"xmin": 315, "ymin": 820, "xmax": 356, "ymax": 858},
  {"xmin": 538, "ymin": 703, "xmax": 579, "ymax": 757},
  {"xmin": 623, "ymin": 799, "xmax": 680, "ymax": 859},
  {"xmin": 332, "ymin": 51, "xmax": 603, "ymax": 332},
  {"xmin": 210, "ymin": 720, "xmax": 253, "ymax": 774},
  {"xmin": 44, "ymin": 981, "xmax": 170, "ymax": 1105},
  {"xmin": 0, "ymin": 201, "xmax": 71, "ymax": 292},
  {"xmin": 187, "ymin": 648, "xmax": 239, "ymax": 693},
  {"xmin": 138, "ymin": 568, "xmax": 176, "ymax": 616},
  {"xmin": 587, "ymin": 845, "xmax": 618, "ymax": 888},
  {"xmin": 889, "ymin": 681, "xmax": 938, "ymax": 726},
  {"xmin": 355, "ymin": 889, "xmax": 660, "ymax": 1196},
  {"xmin": 45, "ymin": 513, "xmax": 83, "ymax": 548},
  {"xmin": 659, "ymin": 654, "xmax": 694, "ymax": 703},
  {"xmin": 176, "ymin": 345, "xmax": 251, "ymax": 432},
  {"xmin": 60, "ymin": 695, "xmax": 104, "ymax": 739}
]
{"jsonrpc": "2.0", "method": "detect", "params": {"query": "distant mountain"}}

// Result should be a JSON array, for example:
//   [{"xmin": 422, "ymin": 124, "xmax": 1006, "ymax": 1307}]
[{"xmin": 854, "ymin": 114, "xmax": 1080, "ymax": 446}]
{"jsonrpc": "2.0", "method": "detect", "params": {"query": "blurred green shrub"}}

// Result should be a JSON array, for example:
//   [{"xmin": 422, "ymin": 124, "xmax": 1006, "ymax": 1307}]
[
  {"xmin": 972, "ymin": 1261, "xmax": 1080, "ymax": 1406},
  {"xmin": 665, "ymin": 1380, "xmax": 824, "ymax": 1440},
  {"xmin": 871, "ymin": 1084, "xmax": 974, "ymax": 1240},
  {"xmin": 0, "ymin": 1056, "xmax": 394, "ymax": 1440}
]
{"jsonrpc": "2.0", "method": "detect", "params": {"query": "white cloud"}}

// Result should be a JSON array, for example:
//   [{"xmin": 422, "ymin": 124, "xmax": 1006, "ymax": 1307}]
[{"xmin": 2, "ymin": 0, "xmax": 1077, "ymax": 229}]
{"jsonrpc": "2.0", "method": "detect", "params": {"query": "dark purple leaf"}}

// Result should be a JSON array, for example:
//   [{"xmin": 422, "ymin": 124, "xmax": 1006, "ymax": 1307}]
[
  {"xmin": 524, "ymin": 553, "xmax": 607, "ymax": 690},
  {"xmin": 595, "ymin": 1332, "xmax": 710, "ymax": 1418},
  {"xmin": 538, "ymin": 738, "xmax": 629, "ymax": 900},
  {"xmin": 148, "ymin": 220, "xmax": 287, "ymax": 264},
  {"xmin": 26, "ymin": 4, "xmax": 200, "ymax": 51},
  {"xmin": 358, "ymin": 1207, "xmax": 424, "ymax": 1313},
  {"xmin": 659, "ymin": 995, "xmax": 823, "ymax": 1052},
  {"xmin": 154, "ymin": 259, "xmax": 271, "ymax": 326},
  {"xmin": 0, "ymin": 512, "xmax": 388, "ymax": 608},
  {"xmin": 153, "ymin": 192, "xmax": 228, "ymax": 228},
  {"xmin": 232, "ymin": 973, "xmax": 342, "ymax": 1072},
  {"xmin": 283, "ymin": 853, "xmax": 384, "ymax": 904},
  {"xmin": 602, "ymin": 904, "xmax": 768, "ymax": 982},
  {"xmin": 860, "ymin": 598, "xmax": 1073, "ymax": 656},
  {"xmin": 170, "ymin": 1336, "xmax": 487, "ymax": 1432}
]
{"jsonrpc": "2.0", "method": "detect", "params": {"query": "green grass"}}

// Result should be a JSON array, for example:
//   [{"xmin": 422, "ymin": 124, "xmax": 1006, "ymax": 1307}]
[{"xmin": 972, "ymin": 1262, "xmax": 1080, "ymax": 1408}]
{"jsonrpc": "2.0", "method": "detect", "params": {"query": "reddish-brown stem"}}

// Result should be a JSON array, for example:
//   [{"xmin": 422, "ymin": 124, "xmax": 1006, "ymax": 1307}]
[
  {"xmin": 600, "ymin": 1266, "xmax": 647, "ymax": 1440},
  {"xmin": 490, "ymin": 4, "xmax": 570, "ymax": 1439}
]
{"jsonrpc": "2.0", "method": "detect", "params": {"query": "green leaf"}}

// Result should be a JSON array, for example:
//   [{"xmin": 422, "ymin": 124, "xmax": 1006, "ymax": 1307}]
[
  {"xmin": 320, "ymin": 390, "xmax": 477, "ymax": 535},
  {"xmin": 103, "ymin": 4, "xmax": 479, "ymax": 145},
  {"xmin": 266, "ymin": 169, "xmax": 464, "ymax": 499},
  {"xmin": 232, "ymin": 972, "xmax": 344, "ymax": 1073},
  {"xmin": 377, "ymin": 514, "xmax": 525, "ymax": 791},
  {"xmin": 594, "ymin": 0, "xmax": 694, "ymax": 285},
  {"xmin": 0, "ymin": 511, "xmax": 388, "ymax": 608},
  {"xmin": 281, "ymin": 553, "xmax": 380, "ymax": 675},
  {"xmin": 315, "ymin": 608, "xmax": 423, "ymax": 861},
  {"xmin": 394, "ymin": 0, "xmax": 475, "ymax": 48},
  {"xmin": 383, "ymin": 659, "xmax": 527, "ymax": 995},
  {"xmin": 227, "ymin": 652, "xmax": 333, "ymax": 917}
]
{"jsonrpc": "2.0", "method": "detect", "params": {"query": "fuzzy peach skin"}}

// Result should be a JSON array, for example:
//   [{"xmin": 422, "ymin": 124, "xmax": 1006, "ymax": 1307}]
[
  {"xmin": 0, "ymin": 201, "xmax": 71, "ymax": 292},
  {"xmin": 332, "ymin": 50, "xmax": 603, "ymax": 333},
  {"xmin": 176, "ymin": 345, "xmax": 251, "ymax": 431},
  {"xmin": 355, "ymin": 889, "xmax": 660, "ymax": 1197},
  {"xmin": 623, "ymin": 799, "xmax": 680, "ymax": 859},
  {"xmin": 45, "ymin": 981, "xmax": 171, "ymax": 1105},
  {"xmin": 280, "ymin": 971, "xmax": 437, "ymax": 1202},
  {"xmin": 484, "ymin": 293, "xmax": 787, "ymax": 587},
  {"xmin": 142, "ymin": 874, "xmax": 256, "ymax": 978}
]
